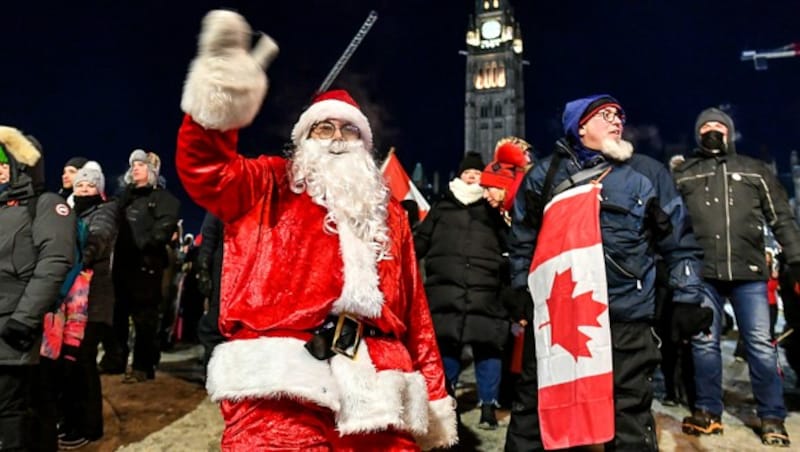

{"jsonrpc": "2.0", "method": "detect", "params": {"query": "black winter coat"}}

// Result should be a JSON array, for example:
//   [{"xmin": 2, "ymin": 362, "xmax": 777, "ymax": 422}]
[
  {"xmin": 113, "ymin": 185, "xmax": 180, "ymax": 291},
  {"xmin": 78, "ymin": 199, "xmax": 118, "ymax": 325},
  {"xmin": 414, "ymin": 188, "xmax": 510, "ymax": 351},
  {"xmin": 674, "ymin": 151, "xmax": 800, "ymax": 281}
]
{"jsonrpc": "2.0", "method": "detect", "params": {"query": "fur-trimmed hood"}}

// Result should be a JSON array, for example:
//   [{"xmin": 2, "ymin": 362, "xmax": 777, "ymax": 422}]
[
  {"xmin": 0, "ymin": 126, "xmax": 44, "ymax": 199},
  {"xmin": 0, "ymin": 126, "xmax": 41, "ymax": 167}
]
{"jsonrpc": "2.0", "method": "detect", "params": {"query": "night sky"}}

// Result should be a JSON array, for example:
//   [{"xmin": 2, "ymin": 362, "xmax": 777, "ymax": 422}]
[{"xmin": 2, "ymin": 0, "xmax": 798, "ymax": 232}]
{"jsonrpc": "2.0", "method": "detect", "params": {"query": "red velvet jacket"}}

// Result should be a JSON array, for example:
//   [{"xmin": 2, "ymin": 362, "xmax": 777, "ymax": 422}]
[{"xmin": 176, "ymin": 115, "xmax": 455, "ymax": 445}]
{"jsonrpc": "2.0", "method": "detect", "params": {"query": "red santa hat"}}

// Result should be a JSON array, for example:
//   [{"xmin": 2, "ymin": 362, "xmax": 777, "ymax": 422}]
[{"xmin": 291, "ymin": 89, "xmax": 374, "ymax": 151}]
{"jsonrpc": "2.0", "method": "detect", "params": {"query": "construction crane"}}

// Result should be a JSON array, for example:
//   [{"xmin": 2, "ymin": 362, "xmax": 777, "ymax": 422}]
[
  {"xmin": 316, "ymin": 10, "xmax": 378, "ymax": 94},
  {"xmin": 741, "ymin": 42, "xmax": 799, "ymax": 70}
]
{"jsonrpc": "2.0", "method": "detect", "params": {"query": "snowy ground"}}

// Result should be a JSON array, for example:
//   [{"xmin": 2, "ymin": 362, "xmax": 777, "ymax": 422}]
[{"xmin": 117, "ymin": 337, "xmax": 799, "ymax": 451}]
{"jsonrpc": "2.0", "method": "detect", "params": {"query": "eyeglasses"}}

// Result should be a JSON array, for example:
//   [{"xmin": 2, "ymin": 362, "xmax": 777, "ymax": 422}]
[
  {"xmin": 594, "ymin": 109, "xmax": 626, "ymax": 125},
  {"xmin": 310, "ymin": 121, "xmax": 362, "ymax": 141}
]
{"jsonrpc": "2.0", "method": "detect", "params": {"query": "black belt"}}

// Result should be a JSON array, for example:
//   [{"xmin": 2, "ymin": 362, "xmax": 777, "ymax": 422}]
[{"xmin": 304, "ymin": 313, "xmax": 393, "ymax": 360}]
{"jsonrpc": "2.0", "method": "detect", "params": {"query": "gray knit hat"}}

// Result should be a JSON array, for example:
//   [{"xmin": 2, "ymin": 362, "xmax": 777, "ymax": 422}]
[
  {"xmin": 694, "ymin": 108, "xmax": 736, "ymax": 153},
  {"xmin": 73, "ymin": 161, "xmax": 106, "ymax": 195}
]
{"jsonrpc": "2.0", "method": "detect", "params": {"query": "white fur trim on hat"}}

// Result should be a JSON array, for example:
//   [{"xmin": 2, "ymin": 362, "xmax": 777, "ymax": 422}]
[{"xmin": 291, "ymin": 99, "xmax": 374, "ymax": 151}]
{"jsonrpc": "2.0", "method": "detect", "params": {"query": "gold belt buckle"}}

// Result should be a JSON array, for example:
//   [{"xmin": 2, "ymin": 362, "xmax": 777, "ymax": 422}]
[{"xmin": 331, "ymin": 313, "xmax": 363, "ymax": 359}]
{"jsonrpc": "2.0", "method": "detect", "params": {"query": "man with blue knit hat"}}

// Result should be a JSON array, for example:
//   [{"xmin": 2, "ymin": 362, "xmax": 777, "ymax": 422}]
[
  {"xmin": 674, "ymin": 107, "xmax": 798, "ymax": 447},
  {"xmin": 504, "ymin": 94, "xmax": 712, "ymax": 451}
]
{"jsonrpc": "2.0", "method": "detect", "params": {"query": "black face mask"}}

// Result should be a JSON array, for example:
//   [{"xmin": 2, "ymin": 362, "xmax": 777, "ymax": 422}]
[
  {"xmin": 73, "ymin": 194, "xmax": 104, "ymax": 215},
  {"xmin": 700, "ymin": 130, "xmax": 727, "ymax": 154}
]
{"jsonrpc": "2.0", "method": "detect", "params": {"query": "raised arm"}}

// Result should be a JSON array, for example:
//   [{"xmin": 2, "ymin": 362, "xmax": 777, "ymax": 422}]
[{"xmin": 175, "ymin": 10, "xmax": 279, "ymax": 223}]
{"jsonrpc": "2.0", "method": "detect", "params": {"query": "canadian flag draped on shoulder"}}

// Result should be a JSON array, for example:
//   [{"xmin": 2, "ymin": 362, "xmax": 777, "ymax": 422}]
[
  {"xmin": 381, "ymin": 151, "xmax": 430, "ymax": 220},
  {"xmin": 528, "ymin": 182, "xmax": 614, "ymax": 449}
]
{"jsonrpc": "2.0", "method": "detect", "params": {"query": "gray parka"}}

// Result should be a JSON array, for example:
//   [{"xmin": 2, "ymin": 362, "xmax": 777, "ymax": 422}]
[{"xmin": 0, "ymin": 128, "xmax": 75, "ymax": 364}]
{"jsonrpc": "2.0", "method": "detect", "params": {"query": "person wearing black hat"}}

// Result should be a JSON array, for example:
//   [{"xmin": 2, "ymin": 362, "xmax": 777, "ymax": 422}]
[
  {"xmin": 674, "ymin": 108, "xmax": 798, "ymax": 446},
  {"xmin": 415, "ymin": 151, "xmax": 512, "ymax": 430},
  {"xmin": 504, "ymin": 95, "xmax": 710, "ymax": 451},
  {"xmin": 59, "ymin": 156, "xmax": 88, "ymax": 203}
]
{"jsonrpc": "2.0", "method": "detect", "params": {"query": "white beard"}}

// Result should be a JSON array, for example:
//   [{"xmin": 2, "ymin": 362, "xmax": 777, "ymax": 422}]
[
  {"xmin": 600, "ymin": 138, "xmax": 634, "ymax": 162},
  {"xmin": 289, "ymin": 138, "xmax": 391, "ymax": 259}
]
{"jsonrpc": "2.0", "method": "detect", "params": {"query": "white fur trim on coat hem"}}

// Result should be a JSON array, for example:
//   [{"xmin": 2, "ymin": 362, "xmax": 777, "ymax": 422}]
[
  {"xmin": 206, "ymin": 336, "xmax": 437, "ymax": 439},
  {"xmin": 206, "ymin": 337, "xmax": 340, "ymax": 411}
]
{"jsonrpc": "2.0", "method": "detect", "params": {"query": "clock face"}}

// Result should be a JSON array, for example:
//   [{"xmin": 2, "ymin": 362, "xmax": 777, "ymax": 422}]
[{"xmin": 481, "ymin": 20, "xmax": 501, "ymax": 40}]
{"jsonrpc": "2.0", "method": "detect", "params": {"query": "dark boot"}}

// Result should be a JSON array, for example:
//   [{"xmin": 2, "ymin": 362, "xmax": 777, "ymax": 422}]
[
  {"xmin": 122, "ymin": 369, "xmax": 149, "ymax": 384},
  {"xmin": 478, "ymin": 403, "xmax": 498, "ymax": 430},
  {"xmin": 760, "ymin": 418, "xmax": 790, "ymax": 447},
  {"xmin": 682, "ymin": 409, "xmax": 723, "ymax": 435}
]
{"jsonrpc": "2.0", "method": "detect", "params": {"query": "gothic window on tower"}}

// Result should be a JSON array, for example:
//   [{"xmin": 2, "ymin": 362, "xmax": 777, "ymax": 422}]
[
  {"xmin": 483, "ymin": 1, "xmax": 490, "ymax": 10},
  {"xmin": 495, "ymin": 103, "xmax": 503, "ymax": 117},
  {"xmin": 486, "ymin": 61, "xmax": 498, "ymax": 89},
  {"xmin": 497, "ymin": 64, "xmax": 506, "ymax": 88}
]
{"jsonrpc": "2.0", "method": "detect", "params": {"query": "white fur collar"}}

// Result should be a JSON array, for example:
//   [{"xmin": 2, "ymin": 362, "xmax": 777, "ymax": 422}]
[{"xmin": 449, "ymin": 178, "xmax": 484, "ymax": 205}]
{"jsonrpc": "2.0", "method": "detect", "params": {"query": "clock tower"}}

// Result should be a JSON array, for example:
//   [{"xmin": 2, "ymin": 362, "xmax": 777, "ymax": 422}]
[{"xmin": 465, "ymin": 0, "xmax": 525, "ymax": 164}]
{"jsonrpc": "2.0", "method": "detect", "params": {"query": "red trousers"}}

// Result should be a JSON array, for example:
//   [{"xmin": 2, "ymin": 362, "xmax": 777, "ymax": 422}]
[{"xmin": 219, "ymin": 397, "xmax": 420, "ymax": 451}]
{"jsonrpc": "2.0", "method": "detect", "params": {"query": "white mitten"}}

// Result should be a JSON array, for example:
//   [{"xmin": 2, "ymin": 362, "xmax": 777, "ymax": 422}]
[{"xmin": 181, "ymin": 10, "xmax": 279, "ymax": 131}]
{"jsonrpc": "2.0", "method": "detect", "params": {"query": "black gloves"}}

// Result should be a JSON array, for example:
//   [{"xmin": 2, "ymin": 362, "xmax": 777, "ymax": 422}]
[
  {"xmin": 501, "ymin": 286, "xmax": 532, "ymax": 323},
  {"xmin": 671, "ymin": 303, "xmax": 713, "ymax": 343},
  {"xmin": 0, "ymin": 318, "xmax": 37, "ymax": 352},
  {"xmin": 196, "ymin": 263, "xmax": 213, "ymax": 298},
  {"xmin": 61, "ymin": 344, "xmax": 80, "ymax": 362}
]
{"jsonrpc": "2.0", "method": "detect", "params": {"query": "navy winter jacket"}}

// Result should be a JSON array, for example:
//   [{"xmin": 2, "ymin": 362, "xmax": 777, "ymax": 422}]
[{"xmin": 508, "ymin": 140, "xmax": 706, "ymax": 322}]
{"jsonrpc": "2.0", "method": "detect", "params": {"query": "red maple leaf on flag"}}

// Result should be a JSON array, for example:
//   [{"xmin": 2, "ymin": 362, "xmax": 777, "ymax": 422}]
[{"xmin": 540, "ymin": 268, "xmax": 607, "ymax": 360}]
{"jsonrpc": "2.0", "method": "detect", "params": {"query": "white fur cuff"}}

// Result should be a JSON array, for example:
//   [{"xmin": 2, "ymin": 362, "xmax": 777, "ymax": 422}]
[{"xmin": 415, "ymin": 396, "xmax": 458, "ymax": 451}]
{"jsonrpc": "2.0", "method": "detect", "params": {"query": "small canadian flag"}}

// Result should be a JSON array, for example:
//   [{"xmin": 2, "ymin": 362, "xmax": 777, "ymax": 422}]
[
  {"xmin": 381, "ymin": 150, "xmax": 430, "ymax": 220},
  {"xmin": 528, "ymin": 182, "xmax": 614, "ymax": 449}
]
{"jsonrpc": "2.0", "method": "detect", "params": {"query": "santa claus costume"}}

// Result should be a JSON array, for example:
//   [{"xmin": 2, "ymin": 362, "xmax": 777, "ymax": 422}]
[{"xmin": 175, "ymin": 10, "xmax": 457, "ymax": 452}]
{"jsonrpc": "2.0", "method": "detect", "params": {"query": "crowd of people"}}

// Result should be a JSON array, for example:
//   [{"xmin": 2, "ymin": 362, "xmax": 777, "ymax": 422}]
[
  {"xmin": 0, "ymin": 133, "xmax": 216, "ymax": 450},
  {"xmin": 2, "ymin": 8, "xmax": 799, "ymax": 452}
]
